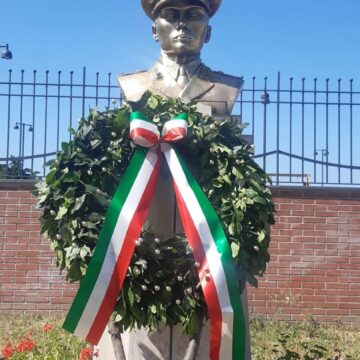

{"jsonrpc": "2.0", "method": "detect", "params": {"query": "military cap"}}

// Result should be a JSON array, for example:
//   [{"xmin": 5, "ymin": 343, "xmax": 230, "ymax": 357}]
[{"xmin": 141, "ymin": 0, "xmax": 222, "ymax": 20}]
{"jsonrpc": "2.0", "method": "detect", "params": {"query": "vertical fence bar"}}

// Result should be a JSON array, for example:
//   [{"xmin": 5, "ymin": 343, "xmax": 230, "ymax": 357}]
[
  {"xmin": 263, "ymin": 77, "xmax": 268, "ymax": 171},
  {"xmin": 57, "ymin": 71, "xmax": 61, "ymax": 152},
  {"xmin": 301, "ymin": 78, "xmax": 305, "ymax": 177},
  {"xmin": 21, "ymin": 122, "xmax": 25, "ymax": 163},
  {"xmin": 107, "ymin": 72, "xmax": 111, "ymax": 108},
  {"xmin": 276, "ymin": 72, "xmax": 280, "ymax": 185},
  {"xmin": 31, "ymin": 70, "xmax": 37, "ymax": 172},
  {"xmin": 19, "ymin": 70, "xmax": 25, "ymax": 163},
  {"xmin": 69, "ymin": 71, "xmax": 74, "ymax": 141},
  {"xmin": 95, "ymin": 72, "xmax": 99, "ymax": 107},
  {"xmin": 350, "ymin": 79, "xmax": 353, "ymax": 184},
  {"xmin": 82, "ymin": 66, "xmax": 86, "ymax": 118},
  {"xmin": 239, "ymin": 84, "xmax": 243, "ymax": 124},
  {"xmin": 313, "ymin": 78, "xmax": 317, "ymax": 183},
  {"xmin": 43, "ymin": 70, "xmax": 49, "ymax": 177},
  {"xmin": 289, "ymin": 77, "xmax": 293, "ymax": 183},
  {"xmin": 337, "ymin": 79, "xmax": 341, "ymax": 183},
  {"xmin": 6, "ymin": 70, "xmax": 12, "ymax": 175},
  {"xmin": 251, "ymin": 76, "xmax": 255, "ymax": 144},
  {"xmin": 325, "ymin": 78, "xmax": 329, "ymax": 184}
]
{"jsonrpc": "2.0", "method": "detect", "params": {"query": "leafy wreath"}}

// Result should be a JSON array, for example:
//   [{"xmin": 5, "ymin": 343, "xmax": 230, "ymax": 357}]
[{"xmin": 37, "ymin": 92, "xmax": 275, "ymax": 336}]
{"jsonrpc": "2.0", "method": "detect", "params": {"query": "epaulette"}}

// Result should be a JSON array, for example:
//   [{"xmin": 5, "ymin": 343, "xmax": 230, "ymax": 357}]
[
  {"xmin": 213, "ymin": 70, "xmax": 243, "ymax": 80},
  {"xmin": 118, "ymin": 69, "xmax": 148, "ymax": 77}
]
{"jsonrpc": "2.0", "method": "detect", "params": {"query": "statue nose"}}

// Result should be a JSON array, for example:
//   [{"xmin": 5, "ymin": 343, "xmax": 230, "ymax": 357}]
[
  {"xmin": 176, "ymin": 21, "xmax": 188, "ymax": 30},
  {"xmin": 175, "ymin": 13, "xmax": 189, "ymax": 29}
]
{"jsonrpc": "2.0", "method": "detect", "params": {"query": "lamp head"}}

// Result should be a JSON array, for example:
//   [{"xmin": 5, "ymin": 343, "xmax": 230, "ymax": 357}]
[{"xmin": 1, "ymin": 44, "xmax": 12, "ymax": 60}]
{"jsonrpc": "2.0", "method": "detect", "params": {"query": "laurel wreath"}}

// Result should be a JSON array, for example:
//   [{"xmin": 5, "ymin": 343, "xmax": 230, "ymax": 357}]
[{"xmin": 37, "ymin": 92, "xmax": 275, "ymax": 335}]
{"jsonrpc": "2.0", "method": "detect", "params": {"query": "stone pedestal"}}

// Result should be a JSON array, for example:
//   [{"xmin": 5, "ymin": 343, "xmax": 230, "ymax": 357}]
[
  {"xmin": 95, "ymin": 290, "xmax": 251, "ymax": 359},
  {"xmin": 94, "ymin": 162, "xmax": 251, "ymax": 359}
]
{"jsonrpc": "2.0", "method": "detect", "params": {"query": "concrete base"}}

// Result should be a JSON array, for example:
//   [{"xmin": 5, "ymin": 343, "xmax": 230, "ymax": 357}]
[
  {"xmin": 94, "ymin": 286, "xmax": 251, "ymax": 360},
  {"xmin": 95, "ymin": 323, "xmax": 210, "ymax": 360}
]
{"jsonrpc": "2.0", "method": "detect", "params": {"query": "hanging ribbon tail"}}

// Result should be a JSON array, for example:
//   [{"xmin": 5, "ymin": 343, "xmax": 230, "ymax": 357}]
[
  {"xmin": 63, "ymin": 147, "xmax": 161, "ymax": 344},
  {"xmin": 161, "ymin": 143, "xmax": 247, "ymax": 360}
]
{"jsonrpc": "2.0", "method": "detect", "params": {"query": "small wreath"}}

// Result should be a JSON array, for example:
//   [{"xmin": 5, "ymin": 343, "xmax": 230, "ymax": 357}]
[{"xmin": 37, "ymin": 92, "xmax": 275, "ymax": 335}]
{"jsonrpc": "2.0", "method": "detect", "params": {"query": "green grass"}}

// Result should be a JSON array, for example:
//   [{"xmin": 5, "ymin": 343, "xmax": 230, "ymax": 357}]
[
  {"xmin": 0, "ymin": 314, "xmax": 359, "ymax": 359},
  {"xmin": 251, "ymin": 317, "xmax": 360, "ymax": 360}
]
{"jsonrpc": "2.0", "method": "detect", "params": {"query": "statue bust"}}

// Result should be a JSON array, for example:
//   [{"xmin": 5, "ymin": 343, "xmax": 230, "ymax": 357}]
[{"xmin": 118, "ymin": 0, "xmax": 243, "ymax": 117}]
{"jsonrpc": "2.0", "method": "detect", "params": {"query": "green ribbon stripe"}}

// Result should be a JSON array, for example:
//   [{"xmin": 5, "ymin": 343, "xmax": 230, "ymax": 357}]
[
  {"xmin": 130, "ymin": 112, "xmax": 187, "ymax": 123},
  {"xmin": 176, "ymin": 150, "xmax": 246, "ymax": 359},
  {"xmin": 63, "ymin": 148, "xmax": 147, "ymax": 333},
  {"xmin": 175, "ymin": 113, "xmax": 188, "ymax": 121},
  {"xmin": 130, "ymin": 111, "xmax": 153, "ymax": 124}
]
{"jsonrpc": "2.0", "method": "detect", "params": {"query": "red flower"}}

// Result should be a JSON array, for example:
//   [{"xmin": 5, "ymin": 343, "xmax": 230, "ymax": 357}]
[
  {"xmin": 43, "ymin": 323, "xmax": 53, "ymax": 332},
  {"xmin": 1, "ymin": 341, "xmax": 14, "ymax": 359},
  {"xmin": 16, "ymin": 336, "xmax": 36, "ymax": 352},
  {"xmin": 79, "ymin": 346, "xmax": 99, "ymax": 360}
]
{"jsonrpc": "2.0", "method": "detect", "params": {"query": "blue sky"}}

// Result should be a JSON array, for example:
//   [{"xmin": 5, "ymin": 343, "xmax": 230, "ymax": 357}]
[{"xmin": 1, "ymin": 0, "xmax": 360, "ymax": 83}]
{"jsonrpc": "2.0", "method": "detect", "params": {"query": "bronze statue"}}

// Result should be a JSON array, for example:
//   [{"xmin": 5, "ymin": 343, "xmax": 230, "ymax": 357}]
[{"xmin": 118, "ymin": 0, "xmax": 243, "ymax": 117}]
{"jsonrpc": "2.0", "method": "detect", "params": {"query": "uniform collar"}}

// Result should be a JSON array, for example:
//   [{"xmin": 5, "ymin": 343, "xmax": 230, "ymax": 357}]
[{"xmin": 157, "ymin": 52, "xmax": 202, "ymax": 81}]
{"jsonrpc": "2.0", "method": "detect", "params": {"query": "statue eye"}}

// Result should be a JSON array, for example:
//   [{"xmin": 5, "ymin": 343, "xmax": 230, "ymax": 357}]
[
  {"xmin": 186, "ymin": 8, "xmax": 206, "ymax": 21},
  {"xmin": 159, "ymin": 8, "xmax": 179, "ymax": 22}
]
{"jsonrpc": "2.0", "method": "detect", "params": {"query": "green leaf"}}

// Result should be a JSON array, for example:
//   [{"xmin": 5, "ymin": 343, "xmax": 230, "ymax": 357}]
[
  {"xmin": 232, "ymin": 166, "xmax": 244, "ymax": 180},
  {"xmin": 231, "ymin": 242, "xmax": 240, "ymax": 258},
  {"xmin": 60, "ymin": 227, "xmax": 72, "ymax": 245},
  {"xmin": 254, "ymin": 196, "xmax": 267, "ymax": 205},
  {"xmin": 67, "ymin": 260, "xmax": 82, "ymax": 282},
  {"xmin": 55, "ymin": 206, "xmax": 68, "ymax": 220},
  {"xmin": 72, "ymin": 194, "xmax": 86, "ymax": 213},
  {"xmin": 257, "ymin": 230, "xmax": 266, "ymax": 242},
  {"xmin": 228, "ymin": 222, "xmax": 236, "ymax": 236},
  {"xmin": 126, "ymin": 287, "xmax": 135, "ymax": 307},
  {"xmin": 147, "ymin": 96, "xmax": 159, "ymax": 110},
  {"xmin": 246, "ymin": 272, "xmax": 258, "ymax": 288}
]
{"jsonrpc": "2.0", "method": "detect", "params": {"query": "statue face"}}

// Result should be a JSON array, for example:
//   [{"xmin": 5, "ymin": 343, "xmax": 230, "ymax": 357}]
[{"xmin": 153, "ymin": 4, "xmax": 211, "ymax": 57}]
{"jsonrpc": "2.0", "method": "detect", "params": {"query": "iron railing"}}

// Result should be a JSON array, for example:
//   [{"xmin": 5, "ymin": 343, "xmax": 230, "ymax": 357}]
[{"xmin": 1, "ymin": 68, "xmax": 359, "ymax": 186}]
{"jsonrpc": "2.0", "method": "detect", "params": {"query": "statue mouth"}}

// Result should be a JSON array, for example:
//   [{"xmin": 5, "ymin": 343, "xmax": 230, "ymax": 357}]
[{"xmin": 174, "ymin": 35, "xmax": 193, "ymax": 42}]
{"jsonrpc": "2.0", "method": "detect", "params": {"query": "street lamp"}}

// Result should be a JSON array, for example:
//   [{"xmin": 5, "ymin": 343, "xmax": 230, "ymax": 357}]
[
  {"xmin": 314, "ymin": 149, "xmax": 329, "ymax": 185},
  {"xmin": 14, "ymin": 122, "xmax": 33, "ymax": 172},
  {"xmin": 1, "ymin": 44, "xmax": 13, "ymax": 60}
]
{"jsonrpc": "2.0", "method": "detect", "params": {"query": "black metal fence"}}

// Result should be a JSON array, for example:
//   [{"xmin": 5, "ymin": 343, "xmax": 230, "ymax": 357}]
[{"xmin": 1, "ymin": 68, "xmax": 359, "ymax": 186}]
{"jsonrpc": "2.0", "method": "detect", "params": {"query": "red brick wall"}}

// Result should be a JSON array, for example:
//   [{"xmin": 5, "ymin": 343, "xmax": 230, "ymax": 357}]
[
  {"xmin": 248, "ymin": 187, "xmax": 360, "ymax": 326},
  {"xmin": 1, "ymin": 181, "xmax": 360, "ymax": 325},
  {"xmin": 0, "ymin": 181, "xmax": 77, "ymax": 314}
]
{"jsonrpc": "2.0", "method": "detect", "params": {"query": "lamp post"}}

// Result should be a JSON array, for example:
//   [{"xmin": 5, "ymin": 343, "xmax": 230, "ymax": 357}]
[
  {"xmin": 1, "ymin": 44, "xmax": 13, "ymax": 60},
  {"xmin": 314, "ymin": 149, "xmax": 329, "ymax": 185},
  {"xmin": 14, "ymin": 122, "xmax": 33, "ymax": 173}
]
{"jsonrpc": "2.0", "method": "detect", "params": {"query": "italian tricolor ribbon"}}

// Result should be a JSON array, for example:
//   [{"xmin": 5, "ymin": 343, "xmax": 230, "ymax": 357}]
[{"xmin": 63, "ymin": 112, "xmax": 246, "ymax": 359}]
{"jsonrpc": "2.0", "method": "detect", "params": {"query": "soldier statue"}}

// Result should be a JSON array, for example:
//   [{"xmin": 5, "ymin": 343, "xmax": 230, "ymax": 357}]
[{"xmin": 118, "ymin": 0, "xmax": 243, "ymax": 117}]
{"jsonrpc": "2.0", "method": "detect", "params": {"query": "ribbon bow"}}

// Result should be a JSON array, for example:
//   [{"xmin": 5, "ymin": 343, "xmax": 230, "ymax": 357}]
[
  {"xmin": 130, "ymin": 111, "xmax": 188, "ymax": 146},
  {"xmin": 63, "ymin": 113, "xmax": 246, "ymax": 360}
]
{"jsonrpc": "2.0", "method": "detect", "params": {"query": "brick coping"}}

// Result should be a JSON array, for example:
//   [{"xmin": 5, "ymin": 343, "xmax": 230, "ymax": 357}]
[
  {"xmin": 1, "ymin": 179, "xmax": 359, "ymax": 198},
  {"xmin": 271, "ymin": 186, "xmax": 360, "ymax": 200},
  {"xmin": 0, "ymin": 179, "xmax": 38, "ymax": 190}
]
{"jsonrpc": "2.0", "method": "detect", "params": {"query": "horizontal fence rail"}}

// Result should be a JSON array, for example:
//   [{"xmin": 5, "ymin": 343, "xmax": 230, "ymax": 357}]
[{"xmin": 0, "ymin": 69, "xmax": 359, "ymax": 186}]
